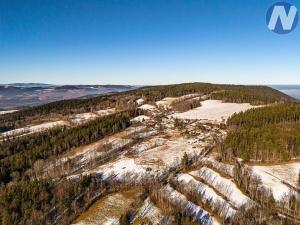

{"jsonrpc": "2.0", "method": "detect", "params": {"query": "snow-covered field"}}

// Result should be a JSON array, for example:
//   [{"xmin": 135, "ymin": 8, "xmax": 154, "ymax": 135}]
[
  {"xmin": 252, "ymin": 163, "xmax": 300, "ymax": 201},
  {"xmin": 189, "ymin": 167, "xmax": 251, "ymax": 208},
  {"xmin": 253, "ymin": 163, "xmax": 300, "ymax": 187},
  {"xmin": 1, "ymin": 108, "xmax": 117, "ymax": 138},
  {"xmin": 73, "ymin": 190, "xmax": 140, "ymax": 225},
  {"xmin": 170, "ymin": 100, "xmax": 258, "ymax": 123},
  {"xmin": 0, "ymin": 121, "xmax": 68, "ymax": 137},
  {"xmin": 0, "ymin": 110, "xmax": 18, "ymax": 115}
]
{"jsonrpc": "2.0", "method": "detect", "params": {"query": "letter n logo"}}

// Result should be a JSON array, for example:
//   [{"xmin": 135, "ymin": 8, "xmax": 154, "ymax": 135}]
[{"xmin": 266, "ymin": 2, "xmax": 298, "ymax": 34}]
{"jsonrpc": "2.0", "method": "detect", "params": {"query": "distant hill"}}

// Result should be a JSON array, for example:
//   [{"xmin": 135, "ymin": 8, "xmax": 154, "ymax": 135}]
[
  {"xmin": 0, "ymin": 84, "xmax": 137, "ymax": 109},
  {"xmin": 0, "ymin": 82, "xmax": 295, "ymax": 132}
]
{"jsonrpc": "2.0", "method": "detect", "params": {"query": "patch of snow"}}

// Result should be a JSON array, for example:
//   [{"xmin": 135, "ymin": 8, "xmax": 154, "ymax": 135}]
[
  {"xmin": 136, "ymin": 98, "xmax": 145, "ymax": 106},
  {"xmin": 189, "ymin": 167, "xmax": 251, "ymax": 208},
  {"xmin": 93, "ymin": 155, "xmax": 148, "ymax": 181},
  {"xmin": 139, "ymin": 104, "xmax": 156, "ymax": 110},
  {"xmin": 130, "ymin": 115, "xmax": 150, "ymax": 123},
  {"xmin": 170, "ymin": 100, "xmax": 259, "ymax": 123}
]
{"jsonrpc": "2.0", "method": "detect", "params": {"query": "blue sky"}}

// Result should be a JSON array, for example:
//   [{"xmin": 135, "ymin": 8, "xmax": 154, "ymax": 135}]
[{"xmin": 0, "ymin": 0, "xmax": 299, "ymax": 85}]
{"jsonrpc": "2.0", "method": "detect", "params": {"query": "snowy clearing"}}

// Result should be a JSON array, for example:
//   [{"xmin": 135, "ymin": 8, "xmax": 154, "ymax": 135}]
[
  {"xmin": 252, "ymin": 164, "xmax": 299, "ymax": 201},
  {"xmin": 170, "ymin": 100, "xmax": 259, "ymax": 123},
  {"xmin": 0, "ymin": 110, "xmax": 18, "ymax": 115},
  {"xmin": 0, "ymin": 121, "xmax": 68, "ymax": 137},
  {"xmin": 189, "ymin": 167, "xmax": 251, "ymax": 208},
  {"xmin": 94, "ymin": 155, "xmax": 148, "ymax": 180},
  {"xmin": 252, "ymin": 163, "xmax": 300, "ymax": 187},
  {"xmin": 89, "ymin": 136, "xmax": 206, "ymax": 181}
]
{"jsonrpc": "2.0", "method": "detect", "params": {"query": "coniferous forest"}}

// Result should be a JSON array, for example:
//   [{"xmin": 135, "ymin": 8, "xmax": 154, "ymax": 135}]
[{"xmin": 221, "ymin": 104, "xmax": 300, "ymax": 162}]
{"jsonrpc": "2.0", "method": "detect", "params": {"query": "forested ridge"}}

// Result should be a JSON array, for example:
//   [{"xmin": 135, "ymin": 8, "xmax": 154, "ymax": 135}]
[
  {"xmin": 138, "ymin": 83, "xmax": 294, "ymax": 104},
  {"xmin": 0, "ymin": 109, "xmax": 138, "ymax": 185},
  {"xmin": 0, "ymin": 83, "xmax": 294, "ymax": 131},
  {"xmin": 221, "ymin": 103, "xmax": 300, "ymax": 162}
]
